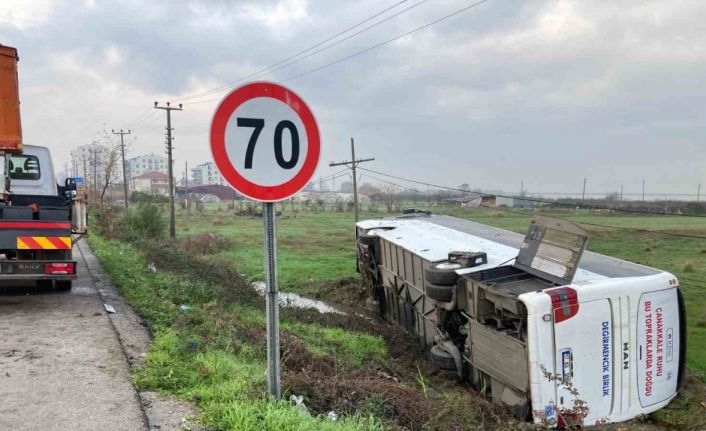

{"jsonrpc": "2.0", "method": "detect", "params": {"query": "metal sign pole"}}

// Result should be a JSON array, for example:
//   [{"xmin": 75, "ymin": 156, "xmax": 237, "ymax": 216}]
[{"xmin": 263, "ymin": 202, "xmax": 281, "ymax": 398}]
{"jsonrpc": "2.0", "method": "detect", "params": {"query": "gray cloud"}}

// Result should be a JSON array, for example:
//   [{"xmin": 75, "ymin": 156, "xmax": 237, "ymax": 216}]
[{"xmin": 1, "ymin": 0, "xmax": 704, "ymax": 197}]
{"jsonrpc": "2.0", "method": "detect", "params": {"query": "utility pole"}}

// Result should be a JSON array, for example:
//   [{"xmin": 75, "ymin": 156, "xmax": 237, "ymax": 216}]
[
  {"xmin": 184, "ymin": 161, "xmax": 189, "ymax": 213},
  {"xmin": 329, "ymin": 137, "xmax": 374, "ymax": 223},
  {"xmin": 697, "ymin": 183, "xmax": 701, "ymax": 202},
  {"xmin": 91, "ymin": 148, "xmax": 99, "ymax": 198},
  {"xmin": 112, "ymin": 129, "xmax": 131, "ymax": 208},
  {"xmin": 154, "ymin": 102, "xmax": 182, "ymax": 239},
  {"xmin": 582, "ymin": 178, "xmax": 586, "ymax": 200},
  {"xmin": 81, "ymin": 155, "xmax": 87, "ymax": 185},
  {"xmin": 642, "ymin": 179, "xmax": 646, "ymax": 201}
]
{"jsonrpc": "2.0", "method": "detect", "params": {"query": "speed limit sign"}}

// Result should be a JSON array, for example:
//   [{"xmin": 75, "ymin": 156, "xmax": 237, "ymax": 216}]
[
  {"xmin": 210, "ymin": 81, "xmax": 320, "ymax": 201},
  {"xmin": 210, "ymin": 82, "xmax": 321, "ymax": 400}
]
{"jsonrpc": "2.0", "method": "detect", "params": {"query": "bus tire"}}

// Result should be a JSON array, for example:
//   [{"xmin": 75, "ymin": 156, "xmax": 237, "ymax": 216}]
[
  {"xmin": 426, "ymin": 282, "xmax": 454, "ymax": 303},
  {"xmin": 424, "ymin": 261, "xmax": 462, "ymax": 285},
  {"xmin": 430, "ymin": 345, "xmax": 456, "ymax": 371},
  {"xmin": 358, "ymin": 234, "xmax": 378, "ymax": 247}
]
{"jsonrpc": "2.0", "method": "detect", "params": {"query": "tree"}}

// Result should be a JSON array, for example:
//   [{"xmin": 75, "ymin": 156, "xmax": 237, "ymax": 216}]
[
  {"xmin": 379, "ymin": 184, "xmax": 400, "ymax": 213},
  {"xmin": 99, "ymin": 146, "xmax": 120, "ymax": 207}
]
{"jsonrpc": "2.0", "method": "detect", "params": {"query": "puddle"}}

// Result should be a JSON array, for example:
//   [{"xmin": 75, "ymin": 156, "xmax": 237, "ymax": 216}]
[{"xmin": 252, "ymin": 282, "xmax": 343, "ymax": 314}]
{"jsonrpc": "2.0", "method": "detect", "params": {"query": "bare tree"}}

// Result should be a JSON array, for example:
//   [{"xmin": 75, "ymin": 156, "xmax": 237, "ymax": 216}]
[
  {"xmin": 99, "ymin": 146, "xmax": 120, "ymax": 206},
  {"xmin": 379, "ymin": 184, "xmax": 401, "ymax": 213}
]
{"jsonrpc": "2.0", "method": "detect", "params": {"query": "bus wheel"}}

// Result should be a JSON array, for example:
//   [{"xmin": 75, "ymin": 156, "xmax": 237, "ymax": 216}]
[
  {"xmin": 430, "ymin": 345, "xmax": 456, "ymax": 371},
  {"xmin": 424, "ymin": 261, "xmax": 462, "ymax": 285},
  {"xmin": 426, "ymin": 283, "xmax": 454, "ymax": 302}
]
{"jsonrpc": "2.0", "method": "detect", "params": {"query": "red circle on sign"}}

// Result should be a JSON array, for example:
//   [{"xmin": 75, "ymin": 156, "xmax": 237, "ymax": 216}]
[{"xmin": 210, "ymin": 82, "xmax": 320, "ymax": 202}]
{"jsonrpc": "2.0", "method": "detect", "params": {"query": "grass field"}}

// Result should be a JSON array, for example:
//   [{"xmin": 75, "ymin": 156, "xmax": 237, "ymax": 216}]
[{"xmin": 176, "ymin": 204, "xmax": 706, "ymax": 375}]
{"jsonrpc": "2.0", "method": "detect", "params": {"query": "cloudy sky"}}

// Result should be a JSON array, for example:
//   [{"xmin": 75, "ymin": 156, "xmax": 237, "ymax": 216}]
[{"xmin": 1, "ymin": 0, "xmax": 704, "ymax": 198}]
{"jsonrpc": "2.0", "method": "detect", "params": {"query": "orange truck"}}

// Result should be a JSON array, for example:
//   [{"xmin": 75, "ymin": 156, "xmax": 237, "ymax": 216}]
[
  {"xmin": 0, "ymin": 44, "xmax": 22, "ymax": 154},
  {"xmin": 0, "ymin": 43, "xmax": 86, "ymax": 290}
]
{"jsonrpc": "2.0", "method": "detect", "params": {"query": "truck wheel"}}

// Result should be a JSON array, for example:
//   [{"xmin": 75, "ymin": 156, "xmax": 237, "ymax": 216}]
[
  {"xmin": 430, "ymin": 345, "xmax": 457, "ymax": 371},
  {"xmin": 424, "ymin": 261, "xmax": 462, "ymax": 285},
  {"xmin": 426, "ymin": 282, "xmax": 454, "ymax": 302},
  {"xmin": 55, "ymin": 280, "xmax": 72, "ymax": 291}
]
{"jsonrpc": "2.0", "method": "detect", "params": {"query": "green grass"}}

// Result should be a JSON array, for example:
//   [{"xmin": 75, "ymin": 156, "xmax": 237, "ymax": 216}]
[
  {"xmin": 176, "ymin": 204, "xmax": 706, "ymax": 375},
  {"xmin": 88, "ymin": 234, "xmax": 386, "ymax": 431}
]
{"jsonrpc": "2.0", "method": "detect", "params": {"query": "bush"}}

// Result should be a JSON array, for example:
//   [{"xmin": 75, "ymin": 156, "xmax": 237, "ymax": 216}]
[
  {"xmin": 96, "ymin": 203, "xmax": 166, "ymax": 242},
  {"xmin": 178, "ymin": 232, "xmax": 230, "ymax": 256},
  {"xmin": 131, "ymin": 191, "xmax": 169, "ymax": 204},
  {"xmin": 127, "ymin": 203, "xmax": 166, "ymax": 240}
]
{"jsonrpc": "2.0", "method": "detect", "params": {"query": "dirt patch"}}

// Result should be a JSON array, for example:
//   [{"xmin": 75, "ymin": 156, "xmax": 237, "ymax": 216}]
[
  {"xmin": 276, "ymin": 287, "xmax": 513, "ymax": 430},
  {"xmin": 1, "ymin": 349, "xmax": 19, "ymax": 358}
]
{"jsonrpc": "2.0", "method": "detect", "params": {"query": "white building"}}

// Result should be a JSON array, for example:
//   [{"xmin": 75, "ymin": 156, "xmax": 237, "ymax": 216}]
[
  {"xmin": 190, "ymin": 162, "xmax": 226, "ymax": 186},
  {"xmin": 70, "ymin": 143, "xmax": 118, "ymax": 188},
  {"xmin": 127, "ymin": 153, "xmax": 168, "ymax": 179}
]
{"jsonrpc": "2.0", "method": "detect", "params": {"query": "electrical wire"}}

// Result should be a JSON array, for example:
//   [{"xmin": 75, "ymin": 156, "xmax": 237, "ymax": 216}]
[
  {"xmin": 357, "ymin": 167, "xmax": 706, "ymax": 218},
  {"xmin": 182, "ymin": 0, "xmax": 493, "ymax": 105},
  {"xmin": 122, "ymin": 107, "xmax": 154, "ymax": 128},
  {"xmin": 179, "ymin": 0, "xmax": 424, "ymax": 102},
  {"xmin": 281, "ymin": 0, "xmax": 491, "ymax": 83},
  {"xmin": 361, "ymin": 170, "xmax": 706, "ymax": 239},
  {"xmin": 130, "ymin": 110, "xmax": 161, "ymax": 128}
]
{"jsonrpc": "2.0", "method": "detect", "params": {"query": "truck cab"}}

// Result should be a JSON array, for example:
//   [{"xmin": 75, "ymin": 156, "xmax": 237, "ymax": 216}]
[
  {"xmin": 0, "ymin": 145, "xmax": 80, "ymax": 290},
  {"xmin": 0, "ymin": 44, "xmax": 83, "ymax": 290}
]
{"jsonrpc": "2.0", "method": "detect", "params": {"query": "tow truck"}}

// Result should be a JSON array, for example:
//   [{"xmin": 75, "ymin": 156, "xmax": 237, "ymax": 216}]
[{"xmin": 0, "ymin": 44, "xmax": 86, "ymax": 290}]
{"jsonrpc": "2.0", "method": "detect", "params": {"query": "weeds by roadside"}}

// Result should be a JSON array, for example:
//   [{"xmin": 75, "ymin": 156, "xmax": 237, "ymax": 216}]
[{"xmin": 88, "ymin": 223, "xmax": 502, "ymax": 430}]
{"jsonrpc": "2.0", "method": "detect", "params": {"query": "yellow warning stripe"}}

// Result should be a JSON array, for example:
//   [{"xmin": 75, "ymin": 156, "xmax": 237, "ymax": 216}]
[{"xmin": 17, "ymin": 236, "xmax": 72, "ymax": 250}]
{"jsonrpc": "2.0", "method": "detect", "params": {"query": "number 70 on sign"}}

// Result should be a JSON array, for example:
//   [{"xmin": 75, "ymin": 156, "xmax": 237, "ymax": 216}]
[{"xmin": 210, "ymin": 82, "xmax": 320, "ymax": 202}]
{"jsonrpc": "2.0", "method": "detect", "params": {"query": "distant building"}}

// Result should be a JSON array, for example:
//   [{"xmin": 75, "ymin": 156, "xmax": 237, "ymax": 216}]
[
  {"xmin": 190, "ymin": 162, "xmax": 226, "ymax": 186},
  {"xmin": 176, "ymin": 184, "xmax": 238, "ymax": 201},
  {"xmin": 132, "ymin": 171, "xmax": 170, "ymax": 195},
  {"xmin": 455, "ymin": 194, "xmax": 533, "ymax": 209},
  {"xmin": 339, "ymin": 181, "xmax": 354, "ymax": 193},
  {"xmin": 70, "ymin": 143, "xmax": 117, "ymax": 187},
  {"xmin": 127, "ymin": 153, "xmax": 168, "ymax": 179}
]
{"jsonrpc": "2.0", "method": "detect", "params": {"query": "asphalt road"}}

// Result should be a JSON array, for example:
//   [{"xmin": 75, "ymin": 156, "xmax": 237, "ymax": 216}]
[{"xmin": 0, "ymin": 240, "xmax": 198, "ymax": 431}]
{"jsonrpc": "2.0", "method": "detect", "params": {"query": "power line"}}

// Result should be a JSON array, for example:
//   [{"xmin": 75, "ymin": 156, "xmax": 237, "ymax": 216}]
[
  {"xmin": 130, "ymin": 110, "xmax": 161, "ymax": 128},
  {"xmin": 123, "ymin": 107, "xmax": 154, "ymax": 128},
  {"xmin": 183, "ymin": 0, "xmax": 493, "ymax": 105},
  {"xmin": 281, "ymin": 0, "xmax": 492, "ymax": 83},
  {"xmin": 478, "ymin": 204, "xmax": 706, "ymax": 240},
  {"xmin": 357, "ymin": 167, "xmax": 706, "ymax": 218},
  {"xmin": 179, "ymin": 0, "xmax": 424, "ymax": 102},
  {"xmin": 362, "ymin": 171, "xmax": 706, "ymax": 239}
]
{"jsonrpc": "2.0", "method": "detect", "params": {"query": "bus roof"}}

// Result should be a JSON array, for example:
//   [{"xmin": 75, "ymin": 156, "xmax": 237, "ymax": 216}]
[{"xmin": 357, "ymin": 214, "xmax": 660, "ymax": 279}]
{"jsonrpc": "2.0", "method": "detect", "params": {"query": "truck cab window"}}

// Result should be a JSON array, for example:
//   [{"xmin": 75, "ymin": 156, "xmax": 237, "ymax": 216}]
[{"xmin": 9, "ymin": 155, "xmax": 41, "ymax": 180}]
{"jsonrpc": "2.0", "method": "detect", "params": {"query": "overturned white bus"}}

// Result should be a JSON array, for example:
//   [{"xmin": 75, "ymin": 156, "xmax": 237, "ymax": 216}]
[{"xmin": 356, "ymin": 213, "xmax": 686, "ymax": 427}]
